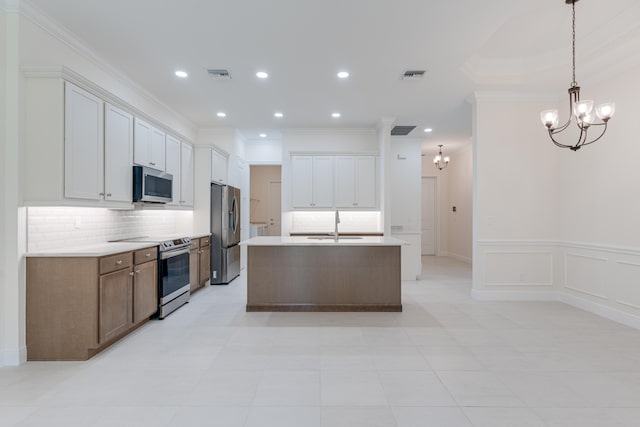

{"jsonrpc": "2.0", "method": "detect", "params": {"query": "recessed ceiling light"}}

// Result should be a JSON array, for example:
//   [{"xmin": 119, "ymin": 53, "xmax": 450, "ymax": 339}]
[
  {"xmin": 217, "ymin": 112, "xmax": 226, "ymax": 118},
  {"xmin": 259, "ymin": 133, "xmax": 267, "ymax": 138},
  {"xmin": 337, "ymin": 71, "xmax": 349, "ymax": 79},
  {"xmin": 256, "ymin": 71, "xmax": 269, "ymax": 79},
  {"xmin": 424, "ymin": 128, "xmax": 433, "ymax": 133},
  {"xmin": 332, "ymin": 112, "xmax": 341, "ymax": 118},
  {"xmin": 274, "ymin": 112, "xmax": 284, "ymax": 118},
  {"xmin": 174, "ymin": 70, "xmax": 188, "ymax": 78}
]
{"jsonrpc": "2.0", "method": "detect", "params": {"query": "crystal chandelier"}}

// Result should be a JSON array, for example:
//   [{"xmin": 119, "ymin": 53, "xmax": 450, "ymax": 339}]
[
  {"xmin": 433, "ymin": 145, "xmax": 449, "ymax": 170},
  {"xmin": 540, "ymin": 0, "xmax": 615, "ymax": 151}
]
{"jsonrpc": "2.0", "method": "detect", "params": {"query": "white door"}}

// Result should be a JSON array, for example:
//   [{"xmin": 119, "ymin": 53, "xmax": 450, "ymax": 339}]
[
  {"xmin": 267, "ymin": 181, "xmax": 282, "ymax": 236},
  {"xmin": 421, "ymin": 177, "xmax": 436, "ymax": 255}
]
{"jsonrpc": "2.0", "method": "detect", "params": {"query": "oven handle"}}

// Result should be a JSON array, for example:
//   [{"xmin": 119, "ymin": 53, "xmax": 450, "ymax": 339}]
[{"xmin": 160, "ymin": 247, "xmax": 190, "ymax": 260}]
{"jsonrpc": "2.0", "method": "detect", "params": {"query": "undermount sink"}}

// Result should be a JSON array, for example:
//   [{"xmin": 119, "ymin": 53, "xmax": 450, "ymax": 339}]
[{"xmin": 306, "ymin": 236, "xmax": 363, "ymax": 240}]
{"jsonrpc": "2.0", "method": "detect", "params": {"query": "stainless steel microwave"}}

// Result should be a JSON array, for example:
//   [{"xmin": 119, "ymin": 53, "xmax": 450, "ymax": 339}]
[{"xmin": 132, "ymin": 165, "xmax": 173, "ymax": 203}]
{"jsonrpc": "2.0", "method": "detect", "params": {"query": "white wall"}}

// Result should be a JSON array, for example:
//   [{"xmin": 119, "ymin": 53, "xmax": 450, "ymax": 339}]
[
  {"xmin": 1, "ymin": 3, "xmax": 25, "ymax": 366},
  {"xmin": 472, "ymin": 92, "xmax": 560, "ymax": 299},
  {"xmin": 0, "ymin": 5, "xmax": 8, "ymax": 366},
  {"xmin": 245, "ymin": 139, "xmax": 282, "ymax": 164},
  {"xmin": 472, "ymin": 69, "xmax": 640, "ymax": 328},
  {"xmin": 280, "ymin": 129, "xmax": 378, "ymax": 235},
  {"xmin": 389, "ymin": 138, "xmax": 422, "ymax": 280}
]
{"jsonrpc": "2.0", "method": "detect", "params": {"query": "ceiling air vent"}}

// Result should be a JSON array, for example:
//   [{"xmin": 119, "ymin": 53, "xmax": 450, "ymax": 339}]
[
  {"xmin": 401, "ymin": 69, "xmax": 426, "ymax": 80},
  {"xmin": 207, "ymin": 69, "xmax": 231, "ymax": 80},
  {"xmin": 390, "ymin": 126, "xmax": 416, "ymax": 136}
]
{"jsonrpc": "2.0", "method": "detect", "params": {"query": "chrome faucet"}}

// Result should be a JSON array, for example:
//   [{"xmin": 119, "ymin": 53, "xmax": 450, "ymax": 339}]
[{"xmin": 334, "ymin": 210, "xmax": 340, "ymax": 242}]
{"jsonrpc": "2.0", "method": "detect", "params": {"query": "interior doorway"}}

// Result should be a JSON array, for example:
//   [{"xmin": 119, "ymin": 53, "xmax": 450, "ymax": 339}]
[
  {"xmin": 249, "ymin": 165, "xmax": 282, "ymax": 236},
  {"xmin": 421, "ymin": 176, "xmax": 436, "ymax": 255}
]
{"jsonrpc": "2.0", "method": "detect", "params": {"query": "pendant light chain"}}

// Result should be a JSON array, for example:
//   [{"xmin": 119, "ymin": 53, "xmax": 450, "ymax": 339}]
[{"xmin": 571, "ymin": 1, "xmax": 577, "ymax": 87}]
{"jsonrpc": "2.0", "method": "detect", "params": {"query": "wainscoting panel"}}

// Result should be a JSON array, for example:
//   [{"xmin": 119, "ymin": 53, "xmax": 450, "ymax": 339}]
[
  {"xmin": 614, "ymin": 261, "xmax": 640, "ymax": 311},
  {"xmin": 475, "ymin": 240, "xmax": 640, "ymax": 329},
  {"xmin": 565, "ymin": 253, "xmax": 609, "ymax": 300},
  {"xmin": 485, "ymin": 251, "xmax": 552, "ymax": 286}
]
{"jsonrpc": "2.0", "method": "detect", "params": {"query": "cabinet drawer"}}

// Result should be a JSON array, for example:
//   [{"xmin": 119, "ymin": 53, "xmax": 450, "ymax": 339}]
[
  {"xmin": 134, "ymin": 247, "xmax": 158, "ymax": 265},
  {"xmin": 199, "ymin": 236, "xmax": 211, "ymax": 247},
  {"xmin": 189, "ymin": 240, "xmax": 199, "ymax": 250},
  {"xmin": 99, "ymin": 252, "xmax": 133, "ymax": 275}
]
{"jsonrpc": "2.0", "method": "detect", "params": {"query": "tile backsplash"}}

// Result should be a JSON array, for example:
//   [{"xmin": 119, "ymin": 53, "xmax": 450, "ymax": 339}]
[
  {"xmin": 27, "ymin": 207, "xmax": 193, "ymax": 252},
  {"xmin": 291, "ymin": 211, "xmax": 381, "ymax": 233}
]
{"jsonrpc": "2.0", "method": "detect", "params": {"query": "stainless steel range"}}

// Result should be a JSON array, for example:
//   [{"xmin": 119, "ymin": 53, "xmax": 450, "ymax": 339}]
[{"xmin": 112, "ymin": 236, "xmax": 191, "ymax": 319}]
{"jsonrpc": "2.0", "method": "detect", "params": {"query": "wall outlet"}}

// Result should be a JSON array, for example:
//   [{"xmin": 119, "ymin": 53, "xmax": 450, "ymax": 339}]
[
  {"xmin": 74, "ymin": 216, "xmax": 81, "ymax": 229},
  {"xmin": 213, "ymin": 270, "xmax": 217, "ymax": 279}
]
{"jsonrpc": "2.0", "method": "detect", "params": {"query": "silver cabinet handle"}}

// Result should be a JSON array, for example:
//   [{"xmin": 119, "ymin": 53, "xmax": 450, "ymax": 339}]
[
  {"xmin": 106, "ymin": 193, "xmax": 112, "ymax": 197},
  {"xmin": 135, "ymin": 269, "xmax": 141, "ymax": 274},
  {"xmin": 145, "ymin": 253, "xmax": 151, "ymax": 257},
  {"xmin": 150, "ymin": 162, "xmax": 156, "ymax": 166},
  {"xmin": 116, "ymin": 260, "xmax": 123, "ymax": 265},
  {"xmin": 129, "ymin": 271, "xmax": 134, "ymax": 276},
  {"xmin": 99, "ymin": 192, "xmax": 105, "ymax": 196}
]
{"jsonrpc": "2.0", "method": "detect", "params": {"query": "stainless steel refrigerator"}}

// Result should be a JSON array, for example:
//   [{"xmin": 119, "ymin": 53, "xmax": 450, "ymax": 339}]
[{"xmin": 210, "ymin": 183, "xmax": 241, "ymax": 284}]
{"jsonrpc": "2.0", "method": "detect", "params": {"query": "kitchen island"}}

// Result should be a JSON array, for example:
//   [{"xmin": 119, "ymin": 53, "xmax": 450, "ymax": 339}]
[{"xmin": 241, "ymin": 236, "xmax": 404, "ymax": 312}]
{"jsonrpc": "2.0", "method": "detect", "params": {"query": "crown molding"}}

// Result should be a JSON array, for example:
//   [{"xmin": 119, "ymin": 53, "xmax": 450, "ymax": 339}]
[{"xmin": 19, "ymin": 0, "xmax": 198, "ymax": 133}]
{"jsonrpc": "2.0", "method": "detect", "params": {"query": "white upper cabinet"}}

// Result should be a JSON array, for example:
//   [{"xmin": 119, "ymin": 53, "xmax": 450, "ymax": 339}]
[
  {"xmin": 291, "ymin": 156, "xmax": 334, "ymax": 208},
  {"xmin": 165, "ymin": 134, "xmax": 181, "ymax": 206},
  {"xmin": 335, "ymin": 156, "xmax": 377, "ymax": 208},
  {"xmin": 134, "ymin": 118, "xmax": 165, "ymax": 171},
  {"xmin": 64, "ymin": 82, "xmax": 104, "ymax": 200},
  {"xmin": 211, "ymin": 149, "xmax": 228, "ymax": 184},
  {"xmin": 104, "ymin": 103, "xmax": 133, "ymax": 202},
  {"xmin": 180, "ymin": 142, "xmax": 194, "ymax": 207}
]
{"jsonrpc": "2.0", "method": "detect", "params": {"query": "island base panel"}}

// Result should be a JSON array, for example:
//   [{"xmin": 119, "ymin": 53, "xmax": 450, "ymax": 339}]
[{"xmin": 247, "ymin": 245, "xmax": 401, "ymax": 311}]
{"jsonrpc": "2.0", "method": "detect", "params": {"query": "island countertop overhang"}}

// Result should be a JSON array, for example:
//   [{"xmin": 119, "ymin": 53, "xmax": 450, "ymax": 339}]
[{"xmin": 241, "ymin": 236, "xmax": 406, "ymax": 246}]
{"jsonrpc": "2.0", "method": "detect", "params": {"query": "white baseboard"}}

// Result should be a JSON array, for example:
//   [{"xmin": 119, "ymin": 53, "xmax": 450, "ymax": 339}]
[
  {"xmin": 471, "ymin": 288, "xmax": 640, "ymax": 330},
  {"xmin": 1, "ymin": 346, "xmax": 27, "ymax": 366},
  {"xmin": 448, "ymin": 253, "xmax": 472, "ymax": 264},
  {"xmin": 560, "ymin": 292, "xmax": 640, "ymax": 330},
  {"xmin": 471, "ymin": 288, "xmax": 559, "ymax": 302}
]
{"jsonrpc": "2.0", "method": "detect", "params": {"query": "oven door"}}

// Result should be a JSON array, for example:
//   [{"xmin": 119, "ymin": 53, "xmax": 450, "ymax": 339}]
[{"xmin": 159, "ymin": 248, "xmax": 190, "ymax": 304}]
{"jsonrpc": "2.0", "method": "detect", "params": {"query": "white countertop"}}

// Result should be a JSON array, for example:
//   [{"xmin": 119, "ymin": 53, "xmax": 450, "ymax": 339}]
[
  {"xmin": 26, "ymin": 241, "xmax": 160, "ymax": 257},
  {"xmin": 241, "ymin": 236, "xmax": 406, "ymax": 247}
]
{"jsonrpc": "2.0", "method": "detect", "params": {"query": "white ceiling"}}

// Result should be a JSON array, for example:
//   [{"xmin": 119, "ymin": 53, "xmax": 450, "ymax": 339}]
[{"xmin": 24, "ymin": 0, "xmax": 640, "ymax": 155}]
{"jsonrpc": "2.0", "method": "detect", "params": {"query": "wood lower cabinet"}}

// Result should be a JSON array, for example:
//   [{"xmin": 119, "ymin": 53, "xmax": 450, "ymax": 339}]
[
  {"xmin": 99, "ymin": 268, "xmax": 133, "ymax": 344},
  {"xmin": 26, "ymin": 246, "xmax": 159, "ymax": 361},
  {"xmin": 133, "ymin": 257, "xmax": 158, "ymax": 324},
  {"xmin": 189, "ymin": 235, "xmax": 211, "ymax": 294}
]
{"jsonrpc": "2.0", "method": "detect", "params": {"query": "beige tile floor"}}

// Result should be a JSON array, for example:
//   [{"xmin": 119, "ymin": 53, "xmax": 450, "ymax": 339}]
[{"xmin": 2, "ymin": 256, "xmax": 640, "ymax": 426}]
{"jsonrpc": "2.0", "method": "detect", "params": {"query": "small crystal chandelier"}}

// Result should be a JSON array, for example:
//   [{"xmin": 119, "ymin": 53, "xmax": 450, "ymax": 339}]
[
  {"xmin": 433, "ymin": 145, "xmax": 449, "ymax": 170},
  {"xmin": 540, "ymin": 0, "xmax": 615, "ymax": 151}
]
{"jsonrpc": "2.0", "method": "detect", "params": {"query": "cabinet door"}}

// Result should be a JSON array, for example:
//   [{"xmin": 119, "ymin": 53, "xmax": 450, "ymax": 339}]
[
  {"xmin": 180, "ymin": 143, "xmax": 194, "ymax": 206},
  {"xmin": 134, "ymin": 118, "xmax": 151, "ymax": 167},
  {"xmin": 199, "ymin": 245, "xmax": 211, "ymax": 286},
  {"xmin": 99, "ymin": 268, "xmax": 133, "ymax": 344},
  {"xmin": 335, "ymin": 157, "xmax": 356, "ymax": 208},
  {"xmin": 189, "ymin": 248, "xmax": 199, "ymax": 293},
  {"xmin": 292, "ymin": 156, "xmax": 313, "ymax": 208},
  {"xmin": 355, "ymin": 156, "xmax": 377, "ymax": 208},
  {"xmin": 133, "ymin": 260, "xmax": 158, "ymax": 324},
  {"xmin": 104, "ymin": 103, "xmax": 133, "ymax": 202},
  {"xmin": 312, "ymin": 156, "xmax": 334, "ymax": 208},
  {"xmin": 165, "ymin": 135, "xmax": 181, "ymax": 206},
  {"xmin": 64, "ymin": 82, "xmax": 104, "ymax": 200},
  {"xmin": 150, "ymin": 127, "xmax": 166, "ymax": 171},
  {"xmin": 211, "ymin": 150, "xmax": 227, "ymax": 184}
]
